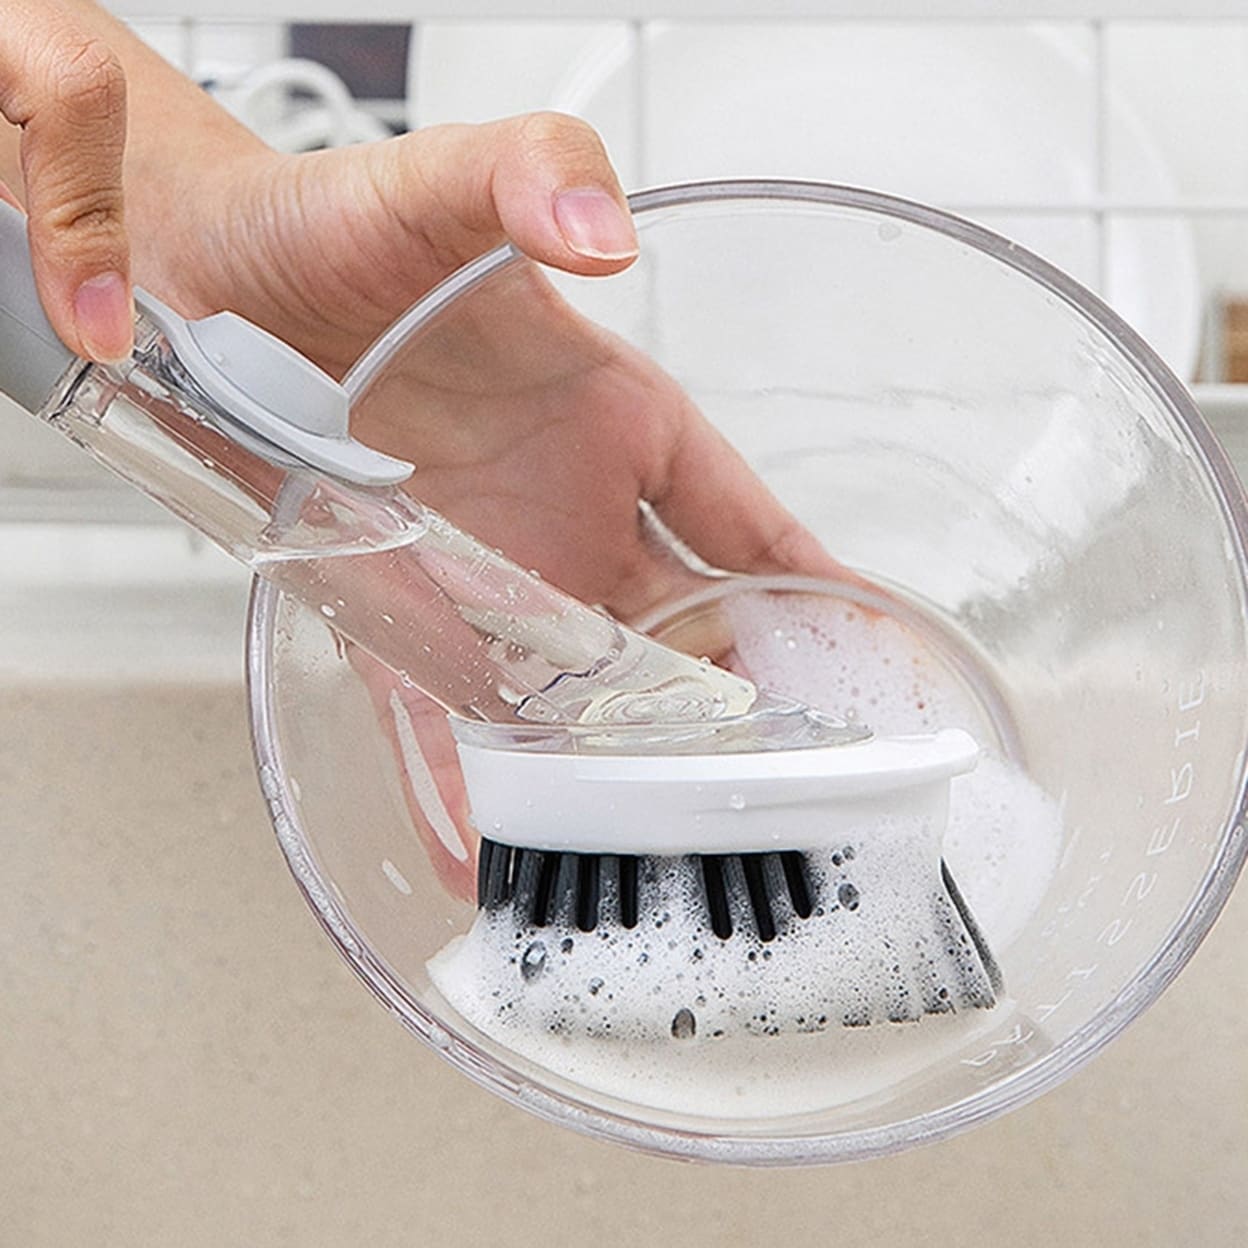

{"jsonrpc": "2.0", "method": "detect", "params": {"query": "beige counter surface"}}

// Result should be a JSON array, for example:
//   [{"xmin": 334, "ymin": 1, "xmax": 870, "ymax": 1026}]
[{"xmin": 1, "ymin": 681, "xmax": 1245, "ymax": 1248}]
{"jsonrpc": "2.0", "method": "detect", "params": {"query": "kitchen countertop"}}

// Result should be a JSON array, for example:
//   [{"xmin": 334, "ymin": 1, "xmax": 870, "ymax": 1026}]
[{"xmin": 1, "ymin": 679, "xmax": 1245, "ymax": 1247}]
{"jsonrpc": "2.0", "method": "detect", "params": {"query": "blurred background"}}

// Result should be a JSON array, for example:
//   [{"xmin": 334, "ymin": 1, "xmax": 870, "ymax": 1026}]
[{"xmin": 2, "ymin": 3, "xmax": 1246, "ymax": 1245}]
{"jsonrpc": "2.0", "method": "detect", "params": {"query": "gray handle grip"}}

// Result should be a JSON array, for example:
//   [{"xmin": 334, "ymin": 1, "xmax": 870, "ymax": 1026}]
[
  {"xmin": 0, "ymin": 198, "xmax": 411, "ymax": 485},
  {"xmin": 0, "ymin": 200, "xmax": 77, "ymax": 412}
]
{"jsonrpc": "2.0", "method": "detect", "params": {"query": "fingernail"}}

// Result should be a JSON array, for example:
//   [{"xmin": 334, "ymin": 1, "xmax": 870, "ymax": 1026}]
[
  {"xmin": 74, "ymin": 272, "xmax": 133, "ymax": 363},
  {"xmin": 553, "ymin": 188, "xmax": 638, "ymax": 261}
]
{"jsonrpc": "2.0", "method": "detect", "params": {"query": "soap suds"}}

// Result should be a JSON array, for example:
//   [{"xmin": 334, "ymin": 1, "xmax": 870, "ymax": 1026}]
[{"xmin": 427, "ymin": 592, "xmax": 1063, "ymax": 1118}]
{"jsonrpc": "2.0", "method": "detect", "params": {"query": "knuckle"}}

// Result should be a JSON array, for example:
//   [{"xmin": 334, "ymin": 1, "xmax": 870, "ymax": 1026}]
[
  {"xmin": 39, "ymin": 186, "xmax": 125, "ymax": 251},
  {"xmin": 515, "ymin": 110, "xmax": 608, "ymax": 162},
  {"xmin": 757, "ymin": 517, "xmax": 811, "ymax": 571},
  {"xmin": 52, "ymin": 36, "xmax": 126, "ymax": 121}
]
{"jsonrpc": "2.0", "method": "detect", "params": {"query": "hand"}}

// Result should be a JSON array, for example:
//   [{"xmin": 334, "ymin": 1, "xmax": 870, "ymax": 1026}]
[
  {"xmin": 0, "ymin": 0, "xmax": 133, "ymax": 361},
  {"xmin": 138, "ymin": 116, "xmax": 851, "ymax": 902},
  {"xmin": 149, "ymin": 116, "xmax": 840, "ymax": 614},
  {"xmin": 0, "ymin": 6, "xmax": 863, "ymax": 908}
]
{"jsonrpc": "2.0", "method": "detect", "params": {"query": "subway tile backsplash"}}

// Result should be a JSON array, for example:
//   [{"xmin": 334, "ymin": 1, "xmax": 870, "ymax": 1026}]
[
  {"xmin": 4, "ymin": 11, "xmax": 1247, "ymax": 507},
  {"xmin": 122, "ymin": 14, "xmax": 1247, "ymax": 380},
  {"xmin": 1106, "ymin": 22, "xmax": 1248, "ymax": 202}
]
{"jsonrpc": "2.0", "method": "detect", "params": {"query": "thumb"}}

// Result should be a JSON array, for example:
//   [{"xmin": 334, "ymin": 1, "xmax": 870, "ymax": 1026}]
[
  {"xmin": 379, "ymin": 111, "xmax": 639, "ymax": 278},
  {"xmin": 0, "ymin": 7, "xmax": 133, "ymax": 363}
]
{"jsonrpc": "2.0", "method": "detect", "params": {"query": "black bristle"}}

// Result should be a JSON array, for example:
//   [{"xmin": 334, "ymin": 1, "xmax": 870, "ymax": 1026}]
[
  {"xmin": 576, "ymin": 855, "xmax": 602, "ymax": 932},
  {"xmin": 478, "ymin": 842, "xmax": 822, "ymax": 944},
  {"xmin": 487, "ymin": 841, "xmax": 513, "ymax": 907},
  {"xmin": 531, "ymin": 851, "xmax": 562, "ymax": 927},
  {"xmin": 477, "ymin": 838, "xmax": 516, "ymax": 909},
  {"xmin": 617, "ymin": 856, "xmax": 639, "ymax": 929},
  {"xmin": 941, "ymin": 858, "xmax": 1004, "ymax": 993},
  {"xmin": 701, "ymin": 855, "xmax": 734, "ymax": 939},
  {"xmin": 510, "ymin": 848, "xmax": 539, "ymax": 916},
  {"xmin": 781, "ymin": 851, "xmax": 814, "ymax": 918},
  {"xmin": 476, "ymin": 838, "xmax": 496, "ymax": 910},
  {"xmin": 740, "ymin": 854, "xmax": 777, "ymax": 942}
]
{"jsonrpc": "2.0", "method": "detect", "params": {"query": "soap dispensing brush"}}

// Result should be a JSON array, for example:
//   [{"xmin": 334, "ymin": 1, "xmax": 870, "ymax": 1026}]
[
  {"xmin": 0, "ymin": 201, "xmax": 1003, "ymax": 1031},
  {"xmin": 0, "ymin": 200, "xmax": 756, "ymax": 728}
]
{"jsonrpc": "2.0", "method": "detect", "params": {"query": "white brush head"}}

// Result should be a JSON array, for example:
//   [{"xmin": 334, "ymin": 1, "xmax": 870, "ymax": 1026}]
[{"xmin": 455, "ymin": 727, "xmax": 979, "ymax": 856}]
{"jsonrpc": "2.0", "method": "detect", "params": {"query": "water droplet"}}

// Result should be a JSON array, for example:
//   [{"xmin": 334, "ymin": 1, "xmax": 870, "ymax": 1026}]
[
  {"xmin": 728, "ymin": 793, "xmax": 746, "ymax": 811},
  {"xmin": 837, "ymin": 882, "xmax": 861, "ymax": 911},
  {"xmin": 381, "ymin": 613, "xmax": 395, "ymax": 625},
  {"xmin": 588, "ymin": 977, "xmax": 604, "ymax": 996},
  {"xmin": 560, "ymin": 937, "xmax": 574, "ymax": 954},
  {"xmin": 520, "ymin": 941, "xmax": 547, "ymax": 981},
  {"xmin": 319, "ymin": 604, "xmax": 336, "ymax": 618},
  {"xmin": 671, "ymin": 1008, "xmax": 697, "ymax": 1040}
]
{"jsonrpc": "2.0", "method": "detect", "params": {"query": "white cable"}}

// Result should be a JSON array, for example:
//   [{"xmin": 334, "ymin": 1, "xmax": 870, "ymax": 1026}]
[{"xmin": 208, "ymin": 57, "xmax": 391, "ymax": 152}]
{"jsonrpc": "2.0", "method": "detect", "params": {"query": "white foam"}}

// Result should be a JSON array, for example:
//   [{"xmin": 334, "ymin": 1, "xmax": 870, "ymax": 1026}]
[
  {"xmin": 425, "ymin": 973, "xmax": 1009, "ymax": 1120},
  {"xmin": 430, "ymin": 817, "xmax": 996, "ymax": 1037},
  {"xmin": 426, "ymin": 591, "xmax": 1063, "ymax": 1119},
  {"xmin": 725, "ymin": 592, "xmax": 1063, "ymax": 953}
]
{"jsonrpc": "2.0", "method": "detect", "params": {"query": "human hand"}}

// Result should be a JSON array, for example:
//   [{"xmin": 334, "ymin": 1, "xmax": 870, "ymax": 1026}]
[
  {"xmin": 150, "ymin": 116, "xmax": 850, "ymax": 901},
  {"xmin": 150, "ymin": 116, "xmax": 840, "ymax": 610},
  {"xmin": 0, "ymin": 0, "xmax": 133, "ymax": 362}
]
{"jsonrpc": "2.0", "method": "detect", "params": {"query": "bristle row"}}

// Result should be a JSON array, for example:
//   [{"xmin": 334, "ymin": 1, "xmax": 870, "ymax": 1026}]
[
  {"xmin": 477, "ymin": 838, "xmax": 642, "ymax": 933},
  {"xmin": 699, "ymin": 850, "xmax": 814, "ymax": 942},
  {"xmin": 477, "ymin": 839, "xmax": 816, "ymax": 944}
]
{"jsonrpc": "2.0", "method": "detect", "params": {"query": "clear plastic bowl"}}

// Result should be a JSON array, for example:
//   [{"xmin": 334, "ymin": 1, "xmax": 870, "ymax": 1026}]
[{"xmin": 247, "ymin": 181, "xmax": 1248, "ymax": 1164}]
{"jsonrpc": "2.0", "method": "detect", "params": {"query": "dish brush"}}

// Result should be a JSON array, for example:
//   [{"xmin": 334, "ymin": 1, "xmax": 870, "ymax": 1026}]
[{"xmin": 438, "ymin": 715, "xmax": 1003, "ymax": 1040}]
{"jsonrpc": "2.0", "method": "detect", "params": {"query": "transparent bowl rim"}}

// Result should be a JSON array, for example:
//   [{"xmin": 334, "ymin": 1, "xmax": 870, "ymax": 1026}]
[{"xmin": 245, "ymin": 178, "xmax": 1248, "ymax": 1166}]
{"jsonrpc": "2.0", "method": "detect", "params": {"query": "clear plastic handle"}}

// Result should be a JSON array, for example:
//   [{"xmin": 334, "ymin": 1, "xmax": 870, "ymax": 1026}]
[
  {"xmin": 0, "ymin": 199, "xmax": 409, "ymax": 485},
  {"xmin": 0, "ymin": 199, "xmax": 863, "ymax": 746}
]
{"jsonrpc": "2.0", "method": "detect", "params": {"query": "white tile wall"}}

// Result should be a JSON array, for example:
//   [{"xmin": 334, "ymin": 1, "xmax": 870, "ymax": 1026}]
[
  {"xmin": 3, "ymin": 12, "xmax": 1248, "ymax": 508},
  {"xmin": 125, "ymin": 15, "xmax": 1248, "ymax": 382},
  {"xmin": 111, "ymin": 14, "xmax": 1248, "ymax": 332},
  {"xmin": 126, "ymin": 18, "xmax": 287, "ymax": 79},
  {"xmin": 409, "ymin": 21, "xmax": 633, "ymax": 130},
  {"xmin": 187, "ymin": 20, "xmax": 286, "ymax": 81},
  {"xmin": 1107, "ymin": 21, "xmax": 1248, "ymax": 296},
  {"xmin": 1107, "ymin": 22, "xmax": 1248, "ymax": 201},
  {"xmin": 126, "ymin": 18, "xmax": 190, "ymax": 69}
]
